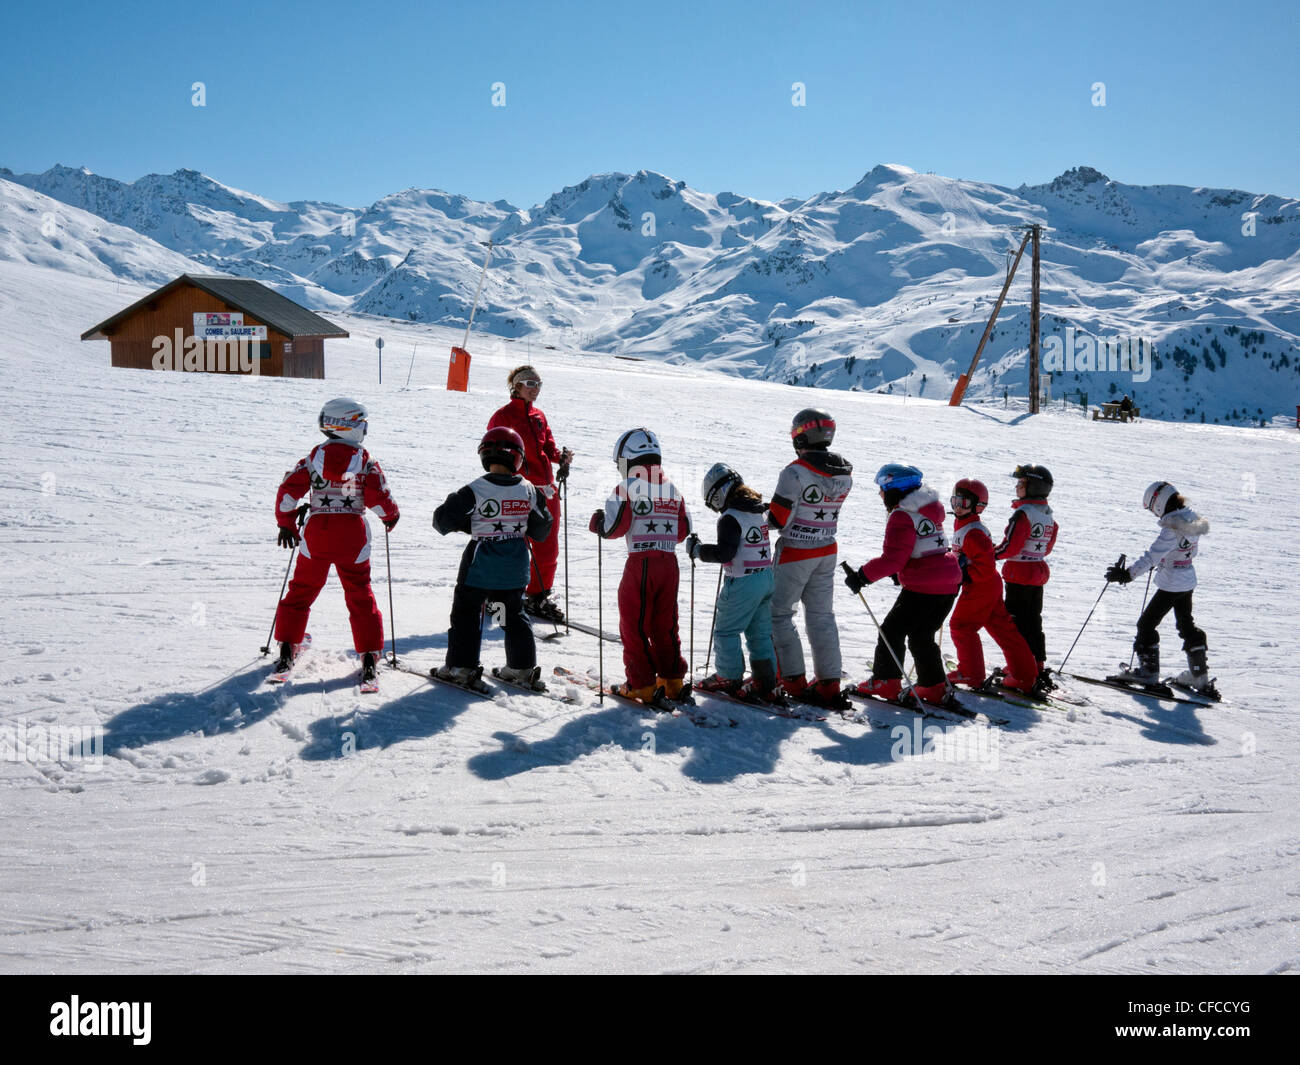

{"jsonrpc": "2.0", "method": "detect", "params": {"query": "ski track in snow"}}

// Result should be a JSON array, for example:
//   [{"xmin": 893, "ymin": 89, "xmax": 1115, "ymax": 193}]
[{"xmin": 1, "ymin": 260, "xmax": 1297, "ymax": 973}]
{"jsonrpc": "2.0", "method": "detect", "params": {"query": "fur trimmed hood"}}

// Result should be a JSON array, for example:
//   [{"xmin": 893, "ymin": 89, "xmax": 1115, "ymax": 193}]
[
  {"xmin": 898, "ymin": 484, "xmax": 942, "ymax": 513},
  {"xmin": 1161, "ymin": 507, "xmax": 1209, "ymax": 537}
]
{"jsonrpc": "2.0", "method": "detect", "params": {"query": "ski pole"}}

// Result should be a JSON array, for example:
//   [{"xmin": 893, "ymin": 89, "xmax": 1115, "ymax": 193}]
[
  {"xmin": 1126, "ymin": 568, "xmax": 1153, "ymax": 672},
  {"xmin": 689, "ymin": 555, "xmax": 696, "ymax": 678},
  {"xmin": 385, "ymin": 526, "xmax": 398, "ymax": 666},
  {"xmin": 1058, "ymin": 553, "xmax": 1125, "ymax": 674},
  {"xmin": 562, "ymin": 476, "xmax": 569, "ymax": 635},
  {"xmin": 261, "ymin": 543, "xmax": 297, "ymax": 655},
  {"xmin": 703, "ymin": 566, "xmax": 723, "ymax": 675},
  {"xmin": 597, "ymin": 529, "xmax": 604, "ymax": 705},
  {"xmin": 261, "ymin": 505, "xmax": 307, "ymax": 654},
  {"xmin": 841, "ymin": 562, "xmax": 919, "ymax": 699}
]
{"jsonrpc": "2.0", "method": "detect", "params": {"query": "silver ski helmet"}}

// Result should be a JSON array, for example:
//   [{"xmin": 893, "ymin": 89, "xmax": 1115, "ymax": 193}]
[
  {"xmin": 613, "ymin": 427, "xmax": 661, "ymax": 475},
  {"xmin": 791, "ymin": 408, "xmax": 835, "ymax": 450},
  {"xmin": 701, "ymin": 462, "xmax": 743, "ymax": 512},
  {"xmin": 319, "ymin": 398, "xmax": 368, "ymax": 445},
  {"xmin": 1143, "ymin": 480, "xmax": 1179, "ymax": 516},
  {"xmin": 1011, "ymin": 463, "xmax": 1053, "ymax": 498}
]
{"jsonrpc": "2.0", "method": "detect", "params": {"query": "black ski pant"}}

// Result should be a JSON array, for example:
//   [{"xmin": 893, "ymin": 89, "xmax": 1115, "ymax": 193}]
[
  {"xmin": 1135, "ymin": 589, "xmax": 1205, "ymax": 653},
  {"xmin": 446, "ymin": 584, "xmax": 536, "ymax": 670},
  {"xmin": 1004, "ymin": 582, "xmax": 1047, "ymax": 664},
  {"xmin": 872, "ymin": 589, "xmax": 957, "ymax": 686}
]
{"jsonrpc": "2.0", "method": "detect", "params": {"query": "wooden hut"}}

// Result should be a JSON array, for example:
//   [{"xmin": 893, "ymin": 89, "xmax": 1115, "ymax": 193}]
[{"xmin": 81, "ymin": 274, "xmax": 348, "ymax": 379}]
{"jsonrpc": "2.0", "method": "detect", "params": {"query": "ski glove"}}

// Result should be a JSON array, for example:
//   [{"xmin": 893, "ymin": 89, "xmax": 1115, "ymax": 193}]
[
  {"xmin": 685, "ymin": 533, "xmax": 702, "ymax": 561},
  {"xmin": 1105, "ymin": 563, "xmax": 1133, "ymax": 584},
  {"xmin": 557, "ymin": 447, "xmax": 574, "ymax": 482},
  {"xmin": 277, "ymin": 526, "xmax": 300, "ymax": 549},
  {"xmin": 841, "ymin": 562, "xmax": 869, "ymax": 593},
  {"xmin": 383, "ymin": 514, "xmax": 400, "ymax": 532},
  {"xmin": 588, "ymin": 511, "xmax": 605, "ymax": 535}
]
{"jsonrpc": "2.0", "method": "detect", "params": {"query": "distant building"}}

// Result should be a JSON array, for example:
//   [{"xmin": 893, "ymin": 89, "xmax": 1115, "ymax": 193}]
[{"xmin": 81, "ymin": 274, "xmax": 348, "ymax": 379}]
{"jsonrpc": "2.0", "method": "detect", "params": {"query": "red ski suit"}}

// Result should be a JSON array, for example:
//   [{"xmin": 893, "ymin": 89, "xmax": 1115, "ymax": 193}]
[
  {"xmin": 273, "ymin": 441, "xmax": 399, "ymax": 653},
  {"xmin": 592, "ymin": 465, "xmax": 691, "ymax": 689},
  {"xmin": 488, "ymin": 397, "xmax": 563, "ymax": 596},
  {"xmin": 949, "ymin": 514, "xmax": 1039, "ymax": 684}
]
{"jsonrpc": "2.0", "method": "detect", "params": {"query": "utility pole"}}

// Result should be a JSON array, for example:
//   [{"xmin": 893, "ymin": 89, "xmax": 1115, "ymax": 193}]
[
  {"xmin": 948, "ymin": 230, "xmax": 1032, "ymax": 407},
  {"xmin": 1028, "ymin": 223, "xmax": 1042, "ymax": 414}
]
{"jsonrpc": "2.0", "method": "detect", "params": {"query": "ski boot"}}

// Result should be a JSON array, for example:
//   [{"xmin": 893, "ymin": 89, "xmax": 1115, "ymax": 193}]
[
  {"xmin": 610, "ymin": 681, "xmax": 662, "ymax": 704},
  {"xmin": 737, "ymin": 659, "xmax": 784, "ymax": 704},
  {"xmin": 779, "ymin": 673, "xmax": 808, "ymax": 699},
  {"xmin": 804, "ymin": 678, "xmax": 852, "ymax": 711},
  {"xmin": 855, "ymin": 676, "xmax": 903, "ymax": 701},
  {"xmin": 1172, "ymin": 646, "xmax": 1221, "ymax": 700},
  {"xmin": 360, "ymin": 651, "xmax": 379, "ymax": 691},
  {"xmin": 525, "ymin": 592, "xmax": 564, "ymax": 623},
  {"xmin": 698, "ymin": 673, "xmax": 743, "ymax": 696},
  {"xmin": 1115, "ymin": 646, "xmax": 1160, "ymax": 684},
  {"xmin": 274, "ymin": 640, "xmax": 295, "ymax": 674},
  {"xmin": 912, "ymin": 681, "xmax": 959, "ymax": 709},
  {"xmin": 494, "ymin": 664, "xmax": 547, "ymax": 691},
  {"xmin": 434, "ymin": 664, "xmax": 491, "ymax": 693},
  {"xmin": 948, "ymin": 667, "xmax": 985, "ymax": 689}
]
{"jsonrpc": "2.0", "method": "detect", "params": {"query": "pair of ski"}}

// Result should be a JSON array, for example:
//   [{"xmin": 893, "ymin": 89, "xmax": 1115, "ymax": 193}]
[
  {"xmin": 692, "ymin": 680, "xmax": 830, "ymax": 723},
  {"xmin": 844, "ymin": 686, "xmax": 1012, "ymax": 727},
  {"xmin": 395, "ymin": 660, "xmax": 579, "ymax": 704},
  {"xmin": 267, "ymin": 634, "xmax": 382, "ymax": 693},
  {"xmin": 941, "ymin": 658, "xmax": 1086, "ymax": 714},
  {"xmin": 553, "ymin": 666, "xmax": 737, "ymax": 728},
  {"xmin": 267, "ymin": 637, "xmax": 386, "ymax": 694},
  {"xmin": 1065, "ymin": 671, "xmax": 1221, "ymax": 706}
]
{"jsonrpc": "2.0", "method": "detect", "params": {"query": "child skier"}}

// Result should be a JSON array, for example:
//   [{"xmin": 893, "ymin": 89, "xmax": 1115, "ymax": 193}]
[
  {"xmin": 944, "ymin": 478, "xmax": 1041, "ymax": 694},
  {"xmin": 844, "ymin": 464, "xmax": 962, "ymax": 705},
  {"xmin": 589, "ymin": 428, "xmax": 692, "ymax": 702},
  {"xmin": 994, "ymin": 463, "xmax": 1058, "ymax": 689},
  {"xmin": 273, "ymin": 398, "xmax": 400, "ymax": 689},
  {"xmin": 1104, "ymin": 481, "xmax": 1217, "ymax": 697},
  {"xmin": 767, "ymin": 408, "xmax": 853, "ymax": 708},
  {"xmin": 685, "ymin": 463, "xmax": 780, "ymax": 702},
  {"xmin": 432, "ymin": 427, "xmax": 554, "ymax": 691}
]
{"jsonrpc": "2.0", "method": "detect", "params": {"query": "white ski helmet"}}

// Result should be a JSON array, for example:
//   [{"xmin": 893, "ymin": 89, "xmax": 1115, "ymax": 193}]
[
  {"xmin": 613, "ymin": 427, "xmax": 661, "ymax": 473},
  {"xmin": 701, "ymin": 462, "xmax": 742, "ymax": 512},
  {"xmin": 319, "ymin": 398, "xmax": 368, "ymax": 445},
  {"xmin": 1143, "ymin": 480, "xmax": 1179, "ymax": 516}
]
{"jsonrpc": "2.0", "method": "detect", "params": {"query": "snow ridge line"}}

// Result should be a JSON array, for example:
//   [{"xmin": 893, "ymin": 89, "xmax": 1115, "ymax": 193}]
[{"xmin": 778, "ymin": 811, "xmax": 1004, "ymax": 833}]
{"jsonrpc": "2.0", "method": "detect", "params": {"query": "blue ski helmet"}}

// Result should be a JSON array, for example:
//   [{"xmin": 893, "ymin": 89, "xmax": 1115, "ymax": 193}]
[{"xmin": 874, "ymin": 464, "xmax": 923, "ymax": 492}]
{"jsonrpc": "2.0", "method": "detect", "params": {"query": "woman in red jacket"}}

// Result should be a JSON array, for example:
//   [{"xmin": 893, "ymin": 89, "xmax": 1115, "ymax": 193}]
[
  {"xmin": 843, "ymin": 464, "xmax": 961, "ymax": 704},
  {"xmin": 486, "ymin": 365, "xmax": 573, "ymax": 621}
]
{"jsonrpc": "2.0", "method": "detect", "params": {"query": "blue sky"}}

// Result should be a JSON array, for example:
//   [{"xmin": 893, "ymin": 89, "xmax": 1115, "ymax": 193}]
[{"xmin": 3, "ymin": 0, "xmax": 1297, "ymax": 208}]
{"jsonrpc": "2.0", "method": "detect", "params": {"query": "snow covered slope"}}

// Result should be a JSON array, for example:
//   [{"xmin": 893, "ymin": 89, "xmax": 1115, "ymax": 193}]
[
  {"xmin": 8, "ymin": 161, "xmax": 1299, "ymax": 424},
  {"xmin": 2, "ymin": 259, "xmax": 1297, "ymax": 973}
]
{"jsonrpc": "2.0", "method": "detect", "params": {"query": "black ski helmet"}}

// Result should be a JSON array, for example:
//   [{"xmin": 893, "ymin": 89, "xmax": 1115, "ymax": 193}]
[
  {"xmin": 1011, "ymin": 463, "xmax": 1053, "ymax": 498},
  {"xmin": 791, "ymin": 408, "xmax": 835, "ymax": 450}
]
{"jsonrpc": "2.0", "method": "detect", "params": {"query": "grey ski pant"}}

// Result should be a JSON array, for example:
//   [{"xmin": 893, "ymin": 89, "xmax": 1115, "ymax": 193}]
[{"xmin": 770, "ymin": 548, "xmax": 841, "ymax": 682}]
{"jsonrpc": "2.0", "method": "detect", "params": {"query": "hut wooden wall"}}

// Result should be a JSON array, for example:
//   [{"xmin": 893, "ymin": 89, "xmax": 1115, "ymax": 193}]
[{"xmin": 101, "ymin": 283, "xmax": 323, "ymax": 378}]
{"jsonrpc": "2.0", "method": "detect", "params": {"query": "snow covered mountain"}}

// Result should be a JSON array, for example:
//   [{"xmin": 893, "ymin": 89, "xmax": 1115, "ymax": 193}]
[{"xmin": 5, "ymin": 161, "xmax": 1299, "ymax": 424}]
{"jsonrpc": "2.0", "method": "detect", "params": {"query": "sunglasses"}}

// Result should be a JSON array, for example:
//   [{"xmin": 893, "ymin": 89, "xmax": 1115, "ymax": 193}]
[{"xmin": 516, "ymin": 379, "xmax": 542, "ymax": 389}]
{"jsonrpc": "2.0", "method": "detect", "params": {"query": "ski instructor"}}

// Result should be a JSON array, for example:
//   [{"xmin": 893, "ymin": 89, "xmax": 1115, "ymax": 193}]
[{"xmin": 486, "ymin": 365, "xmax": 573, "ymax": 621}]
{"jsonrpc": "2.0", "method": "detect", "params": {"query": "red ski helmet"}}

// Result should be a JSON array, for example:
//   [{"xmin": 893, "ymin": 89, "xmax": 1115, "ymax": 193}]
[
  {"xmin": 952, "ymin": 478, "xmax": 989, "ymax": 511},
  {"xmin": 478, "ymin": 427, "xmax": 526, "ymax": 473}
]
